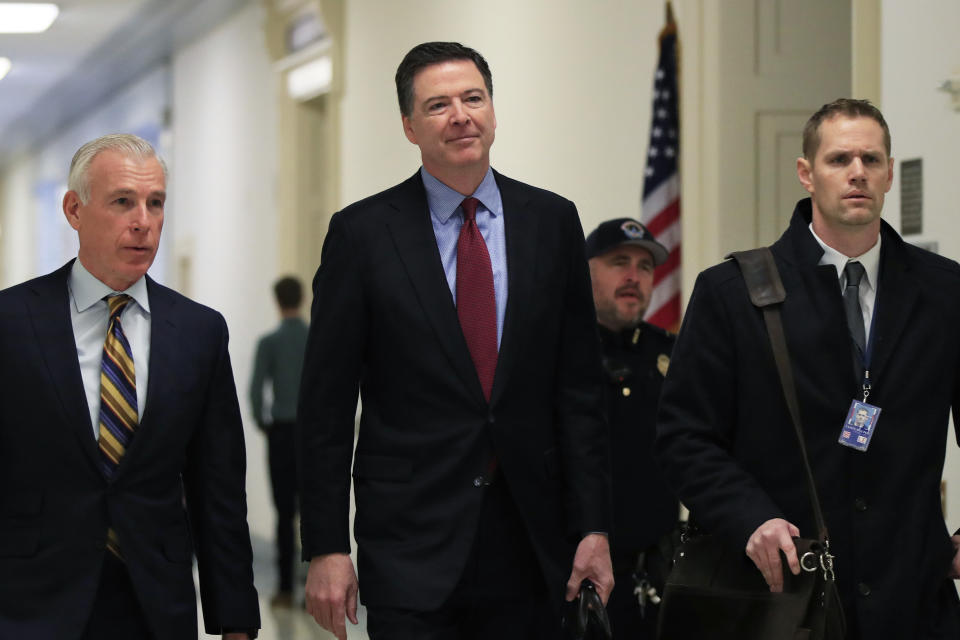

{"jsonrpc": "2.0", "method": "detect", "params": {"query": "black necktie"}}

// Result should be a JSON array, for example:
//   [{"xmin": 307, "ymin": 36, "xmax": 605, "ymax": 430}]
[{"xmin": 843, "ymin": 261, "xmax": 866, "ymax": 354}]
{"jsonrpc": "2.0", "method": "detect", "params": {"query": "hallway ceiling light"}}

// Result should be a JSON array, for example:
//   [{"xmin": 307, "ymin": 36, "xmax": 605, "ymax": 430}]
[
  {"xmin": 0, "ymin": 57, "xmax": 10, "ymax": 81},
  {"xmin": 0, "ymin": 3, "xmax": 59, "ymax": 33}
]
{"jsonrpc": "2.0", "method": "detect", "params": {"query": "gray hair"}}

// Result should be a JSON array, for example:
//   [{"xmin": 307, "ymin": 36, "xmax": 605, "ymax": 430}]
[{"xmin": 67, "ymin": 134, "xmax": 168, "ymax": 204}]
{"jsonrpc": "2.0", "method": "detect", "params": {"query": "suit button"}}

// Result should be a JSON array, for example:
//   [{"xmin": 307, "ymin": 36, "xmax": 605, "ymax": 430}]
[
  {"xmin": 487, "ymin": 414, "xmax": 495, "ymax": 424},
  {"xmin": 854, "ymin": 498, "xmax": 867, "ymax": 512},
  {"xmin": 473, "ymin": 476, "xmax": 484, "ymax": 487},
  {"xmin": 857, "ymin": 582, "xmax": 871, "ymax": 596}
]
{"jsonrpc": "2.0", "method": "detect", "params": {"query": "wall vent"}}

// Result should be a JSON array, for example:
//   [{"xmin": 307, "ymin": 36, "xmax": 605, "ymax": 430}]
[{"xmin": 900, "ymin": 158, "xmax": 923, "ymax": 236}]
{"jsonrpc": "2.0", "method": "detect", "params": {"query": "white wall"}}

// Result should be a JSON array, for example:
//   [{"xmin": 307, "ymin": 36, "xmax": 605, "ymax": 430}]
[
  {"xmin": 0, "ymin": 160, "xmax": 35, "ymax": 287},
  {"xmin": 881, "ymin": 1, "xmax": 960, "ymax": 257},
  {"xmin": 881, "ymin": 0, "xmax": 960, "ymax": 528},
  {"xmin": 339, "ymin": 0, "xmax": 671, "ymax": 236},
  {"xmin": 170, "ymin": 1, "xmax": 278, "ymax": 539}
]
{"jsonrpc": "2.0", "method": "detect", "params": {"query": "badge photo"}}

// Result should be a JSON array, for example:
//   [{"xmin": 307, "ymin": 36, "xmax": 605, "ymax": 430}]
[{"xmin": 838, "ymin": 399, "xmax": 881, "ymax": 452}]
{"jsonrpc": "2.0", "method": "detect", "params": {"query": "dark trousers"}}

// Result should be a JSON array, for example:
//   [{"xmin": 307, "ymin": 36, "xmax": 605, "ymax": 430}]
[
  {"xmin": 367, "ymin": 478, "xmax": 560, "ymax": 640},
  {"xmin": 268, "ymin": 421, "xmax": 298, "ymax": 592},
  {"xmin": 81, "ymin": 552, "xmax": 154, "ymax": 640}
]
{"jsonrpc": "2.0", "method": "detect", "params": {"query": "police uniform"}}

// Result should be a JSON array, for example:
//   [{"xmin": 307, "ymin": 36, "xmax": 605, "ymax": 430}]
[
  {"xmin": 600, "ymin": 321, "xmax": 677, "ymax": 639},
  {"xmin": 584, "ymin": 217, "xmax": 679, "ymax": 639}
]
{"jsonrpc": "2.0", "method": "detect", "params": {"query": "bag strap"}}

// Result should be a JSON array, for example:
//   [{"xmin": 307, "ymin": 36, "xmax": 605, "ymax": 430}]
[{"xmin": 727, "ymin": 248, "xmax": 829, "ymax": 544}]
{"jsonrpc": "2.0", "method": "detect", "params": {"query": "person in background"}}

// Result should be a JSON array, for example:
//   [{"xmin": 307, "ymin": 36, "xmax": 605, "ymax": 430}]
[{"xmin": 250, "ymin": 275, "xmax": 309, "ymax": 608}]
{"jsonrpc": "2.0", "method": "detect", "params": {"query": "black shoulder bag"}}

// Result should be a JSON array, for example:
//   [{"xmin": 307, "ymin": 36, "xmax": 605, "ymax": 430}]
[{"xmin": 656, "ymin": 247, "xmax": 846, "ymax": 640}]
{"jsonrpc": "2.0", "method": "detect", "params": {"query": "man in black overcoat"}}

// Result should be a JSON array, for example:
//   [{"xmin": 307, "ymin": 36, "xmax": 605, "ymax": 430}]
[{"xmin": 657, "ymin": 99, "xmax": 960, "ymax": 639}]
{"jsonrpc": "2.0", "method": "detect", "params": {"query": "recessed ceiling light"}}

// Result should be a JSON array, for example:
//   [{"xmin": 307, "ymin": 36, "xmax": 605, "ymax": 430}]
[
  {"xmin": 0, "ymin": 3, "xmax": 59, "ymax": 34},
  {"xmin": 0, "ymin": 57, "xmax": 11, "ymax": 81}
]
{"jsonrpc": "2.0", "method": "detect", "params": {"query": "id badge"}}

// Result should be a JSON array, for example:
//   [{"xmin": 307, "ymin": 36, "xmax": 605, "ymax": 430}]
[{"xmin": 838, "ymin": 399, "xmax": 881, "ymax": 452}]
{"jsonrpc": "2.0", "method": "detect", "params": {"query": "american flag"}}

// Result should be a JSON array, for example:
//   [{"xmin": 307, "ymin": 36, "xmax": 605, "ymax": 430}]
[{"xmin": 641, "ymin": 4, "xmax": 681, "ymax": 332}]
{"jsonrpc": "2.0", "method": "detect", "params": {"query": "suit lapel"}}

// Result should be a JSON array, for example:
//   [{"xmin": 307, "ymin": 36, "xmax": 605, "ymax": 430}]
[
  {"xmin": 868, "ymin": 225, "xmax": 919, "ymax": 377},
  {"xmin": 780, "ymin": 207, "xmax": 918, "ymax": 387},
  {"xmin": 777, "ymin": 203, "xmax": 861, "ymax": 390},
  {"xmin": 25, "ymin": 262, "xmax": 102, "ymax": 472},
  {"xmin": 489, "ymin": 172, "xmax": 538, "ymax": 406},
  {"xmin": 386, "ymin": 174, "xmax": 486, "ymax": 404}
]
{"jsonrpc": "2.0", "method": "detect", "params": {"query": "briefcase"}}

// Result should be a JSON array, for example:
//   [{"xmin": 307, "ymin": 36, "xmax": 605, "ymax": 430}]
[{"xmin": 657, "ymin": 533, "xmax": 844, "ymax": 639}]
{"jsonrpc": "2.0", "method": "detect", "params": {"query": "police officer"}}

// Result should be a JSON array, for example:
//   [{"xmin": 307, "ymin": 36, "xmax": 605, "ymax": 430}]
[{"xmin": 585, "ymin": 219, "xmax": 679, "ymax": 639}]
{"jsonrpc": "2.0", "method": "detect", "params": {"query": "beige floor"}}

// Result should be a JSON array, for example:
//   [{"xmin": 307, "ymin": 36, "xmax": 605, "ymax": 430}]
[{"xmin": 196, "ymin": 533, "xmax": 369, "ymax": 639}]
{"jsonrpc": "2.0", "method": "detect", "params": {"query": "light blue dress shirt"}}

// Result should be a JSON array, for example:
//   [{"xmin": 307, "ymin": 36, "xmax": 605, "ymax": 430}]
[
  {"xmin": 421, "ymin": 166, "xmax": 507, "ymax": 348},
  {"xmin": 68, "ymin": 259, "xmax": 151, "ymax": 438}
]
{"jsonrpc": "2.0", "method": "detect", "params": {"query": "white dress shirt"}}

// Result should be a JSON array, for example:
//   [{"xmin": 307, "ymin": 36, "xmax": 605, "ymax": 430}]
[
  {"xmin": 68, "ymin": 259, "xmax": 151, "ymax": 439},
  {"xmin": 809, "ymin": 224, "xmax": 882, "ymax": 345}
]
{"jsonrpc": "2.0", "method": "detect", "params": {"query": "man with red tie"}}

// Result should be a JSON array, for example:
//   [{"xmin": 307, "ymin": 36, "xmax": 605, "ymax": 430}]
[{"xmin": 298, "ymin": 42, "xmax": 613, "ymax": 639}]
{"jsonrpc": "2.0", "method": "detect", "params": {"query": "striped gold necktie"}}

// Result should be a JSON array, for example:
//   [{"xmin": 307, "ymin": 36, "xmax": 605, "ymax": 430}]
[{"xmin": 98, "ymin": 294, "xmax": 138, "ymax": 557}]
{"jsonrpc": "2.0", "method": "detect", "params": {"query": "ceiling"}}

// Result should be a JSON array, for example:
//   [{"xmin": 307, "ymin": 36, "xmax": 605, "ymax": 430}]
[{"xmin": 0, "ymin": 0, "xmax": 246, "ymax": 169}]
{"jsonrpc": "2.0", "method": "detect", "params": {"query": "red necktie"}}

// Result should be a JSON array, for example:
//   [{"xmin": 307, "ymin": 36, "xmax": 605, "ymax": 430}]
[{"xmin": 456, "ymin": 197, "xmax": 498, "ymax": 401}]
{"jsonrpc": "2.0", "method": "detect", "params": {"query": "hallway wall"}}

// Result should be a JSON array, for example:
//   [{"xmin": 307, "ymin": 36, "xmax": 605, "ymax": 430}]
[
  {"xmin": 168, "ymin": 1, "xmax": 278, "ymax": 538},
  {"xmin": 881, "ymin": 0, "xmax": 960, "ymax": 528}
]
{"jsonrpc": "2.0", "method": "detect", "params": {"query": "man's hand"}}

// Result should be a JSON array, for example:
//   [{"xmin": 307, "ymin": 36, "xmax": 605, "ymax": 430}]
[
  {"xmin": 565, "ymin": 533, "xmax": 614, "ymax": 605},
  {"xmin": 745, "ymin": 518, "xmax": 801, "ymax": 592},
  {"xmin": 949, "ymin": 534, "xmax": 960, "ymax": 579},
  {"xmin": 304, "ymin": 553, "xmax": 359, "ymax": 640}
]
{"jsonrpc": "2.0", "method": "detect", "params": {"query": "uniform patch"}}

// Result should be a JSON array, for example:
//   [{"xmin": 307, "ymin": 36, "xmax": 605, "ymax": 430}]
[{"xmin": 657, "ymin": 353, "xmax": 670, "ymax": 377}]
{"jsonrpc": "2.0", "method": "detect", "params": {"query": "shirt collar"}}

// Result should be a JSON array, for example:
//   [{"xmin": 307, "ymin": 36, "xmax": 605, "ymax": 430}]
[
  {"xmin": 420, "ymin": 166, "xmax": 502, "ymax": 225},
  {"xmin": 808, "ymin": 223, "xmax": 882, "ymax": 292},
  {"xmin": 69, "ymin": 258, "xmax": 151, "ymax": 314}
]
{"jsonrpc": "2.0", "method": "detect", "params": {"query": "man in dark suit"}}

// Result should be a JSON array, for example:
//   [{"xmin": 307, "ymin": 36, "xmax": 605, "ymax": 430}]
[
  {"xmin": 657, "ymin": 99, "xmax": 960, "ymax": 638},
  {"xmin": 298, "ymin": 42, "xmax": 613, "ymax": 640},
  {"xmin": 0, "ymin": 134, "xmax": 260, "ymax": 639}
]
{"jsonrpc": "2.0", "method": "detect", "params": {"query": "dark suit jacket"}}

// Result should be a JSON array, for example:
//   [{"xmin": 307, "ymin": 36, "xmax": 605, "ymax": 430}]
[
  {"xmin": 656, "ymin": 199, "xmax": 960, "ymax": 638},
  {"xmin": 297, "ymin": 170, "xmax": 610, "ymax": 611},
  {"xmin": 0, "ymin": 261, "xmax": 260, "ymax": 640}
]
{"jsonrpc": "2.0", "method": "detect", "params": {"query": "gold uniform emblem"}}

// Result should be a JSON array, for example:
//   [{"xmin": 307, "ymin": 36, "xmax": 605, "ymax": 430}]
[{"xmin": 657, "ymin": 353, "xmax": 670, "ymax": 377}]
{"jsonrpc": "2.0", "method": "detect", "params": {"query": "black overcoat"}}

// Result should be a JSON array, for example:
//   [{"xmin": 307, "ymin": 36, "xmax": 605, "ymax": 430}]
[{"xmin": 657, "ymin": 199, "xmax": 960, "ymax": 638}]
